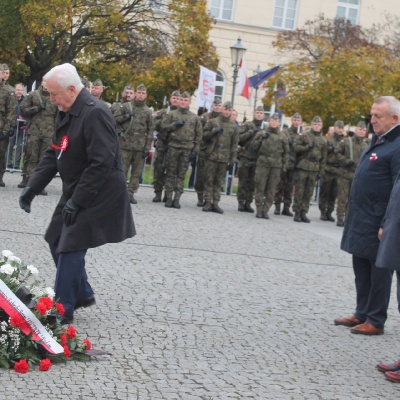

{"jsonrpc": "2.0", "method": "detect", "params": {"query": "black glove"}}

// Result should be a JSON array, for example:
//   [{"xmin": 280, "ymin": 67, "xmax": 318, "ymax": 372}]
[
  {"xmin": 189, "ymin": 151, "xmax": 197, "ymax": 162},
  {"xmin": 262, "ymin": 132, "xmax": 269, "ymax": 140},
  {"xmin": 142, "ymin": 151, "xmax": 149, "ymax": 159},
  {"xmin": 308, "ymin": 142, "xmax": 315, "ymax": 149},
  {"xmin": 19, "ymin": 187, "xmax": 36, "ymax": 213},
  {"xmin": 347, "ymin": 160, "xmax": 355, "ymax": 167},
  {"xmin": 62, "ymin": 199, "xmax": 81, "ymax": 227},
  {"xmin": 39, "ymin": 102, "xmax": 46, "ymax": 110},
  {"xmin": 227, "ymin": 161, "xmax": 233, "ymax": 170},
  {"xmin": 252, "ymin": 126, "xmax": 259, "ymax": 134},
  {"xmin": 212, "ymin": 127, "xmax": 223, "ymax": 135},
  {"xmin": 288, "ymin": 137, "xmax": 294, "ymax": 145},
  {"xmin": 175, "ymin": 119, "xmax": 185, "ymax": 127},
  {"xmin": 129, "ymin": 110, "xmax": 135, "ymax": 118}
]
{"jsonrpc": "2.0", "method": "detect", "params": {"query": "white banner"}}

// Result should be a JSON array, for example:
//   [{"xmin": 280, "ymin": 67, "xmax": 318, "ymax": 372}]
[
  {"xmin": 0, "ymin": 279, "xmax": 64, "ymax": 354},
  {"xmin": 196, "ymin": 66, "xmax": 217, "ymax": 111}
]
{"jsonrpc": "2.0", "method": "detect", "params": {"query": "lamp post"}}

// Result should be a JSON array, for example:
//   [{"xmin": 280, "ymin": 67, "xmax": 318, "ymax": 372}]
[
  {"xmin": 253, "ymin": 65, "xmax": 262, "ymax": 113},
  {"xmin": 230, "ymin": 37, "xmax": 246, "ymax": 107}
]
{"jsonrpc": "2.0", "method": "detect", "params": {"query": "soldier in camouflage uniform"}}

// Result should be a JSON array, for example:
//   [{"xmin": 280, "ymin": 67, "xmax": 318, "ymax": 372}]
[
  {"xmin": 90, "ymin": 79, "xmax": 111, "ymax": 107},
  {"xmin": 251, "ymin": 113, "xmax": 288, "ymax": 219},
  {"xmin": 202, "ymin": 101, "xmax": 238, "ymax": 214},
  {"xmin": 195, "ymin": 98, "xmax": 222, "ymax": 207},
  {"xmin": 113, "ymin": 84, "xmax": 154, "ymax": 204},
  {"xmin": 19, "ymin": 81, "xmax": 57, "ymax": 193},
  {"xmin": 161, "ymin": 91, "xmax": 202, "ymax": 209},
  {"xmin": 292, "ymin": 116, "xmax": 327, "ymax": 223},
  {"xmin": 319, "ymin": 120, "xmax": 345, "ymax": 222},
  {"xmin": 274, "ymin": 112, "xmax": 302, "ymax": 216},
  {"xmin": 152, "ymin": 90, "xmax": 180, "ymax": 202},
  {"xmin": 236, "ymin": 105, "xmax": 266, "ymax": 213},
  {"xmin": 0, "ymin": 67, "xmax": 17, "ymax": 187},
  {"xmin": 334, "ymin": 121, "xmax": 369, "ymax": 227}
]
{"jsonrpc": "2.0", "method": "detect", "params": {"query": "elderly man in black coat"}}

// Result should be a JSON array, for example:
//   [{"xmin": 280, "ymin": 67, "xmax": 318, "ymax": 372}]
[
  {"xmin": 335, "ymin": 96, "xmax": 400, "ymax": 335},
  {"xmin": 19, "ymin": 63, "xmax": 136, "ymax": 324}
]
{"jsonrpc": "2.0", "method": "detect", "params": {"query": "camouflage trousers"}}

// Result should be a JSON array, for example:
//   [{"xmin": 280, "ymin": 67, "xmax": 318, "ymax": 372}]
[
  {"xmin": 274, "ymin": 168, "xmax": 295, "ymax": 208},
  {"xmin": 153, "ymin": 141, "xmax": 167, "ymax": 194},
  {"xmin": 336, "ymin": 176, "xmax": 352, "ymax": 218},
  {"xmin": 237, "ymin": 160, "xmax": 256, "ymax": 203},
  {"xmin": 25, "ymin": 134, "xmax": 52, "ymax": 180},
  {"xmin": 318, "ymin": 171, "xmax": 338, "ymax": 213},
  {"xmin": 164, "ymin": 147, "xmax": 191, "ymax": 198},
  {"xmin": 194, "ymin": 154, "xmax": 206, "ymax": 195},
  {"xmin": 254, "ymin": 166, "xmax": 281, "ymax": 212},
  {"xmin": 292, "ymin": 169, "xmax": 318, "ymax": 213},
  {"xmin": 121, "ymin": 149, "xmax": 145, "ymax": 195},
  {"xmin": 204, "ymin": 159, "xmax": 226, "ymax": 203},
  {"xmin": 0, "ymin": 135, "xmax": 10, "ymax": 178}
]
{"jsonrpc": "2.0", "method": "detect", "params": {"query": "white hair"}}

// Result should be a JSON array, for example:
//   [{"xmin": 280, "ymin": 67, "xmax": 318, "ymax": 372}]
[
  {"xmin": 43, "ymin": 63, "xmax": 84, "ymax": 91},
  {"xmin": 374, "ymin": 96, "xmax": 400, "ymax": 118}
]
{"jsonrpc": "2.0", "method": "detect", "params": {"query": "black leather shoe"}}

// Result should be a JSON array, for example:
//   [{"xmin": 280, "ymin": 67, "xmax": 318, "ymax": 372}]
[
  {"xmin": 47, "ymin": 312, "xmax": 74, "ymax": 325},
  {"xmin": 74, "ymin": 297, "xmax": 96, "ymax": 311},
  {"xmin": 0, "ymin": 179, "xmax": 5, "ymax": 187}
]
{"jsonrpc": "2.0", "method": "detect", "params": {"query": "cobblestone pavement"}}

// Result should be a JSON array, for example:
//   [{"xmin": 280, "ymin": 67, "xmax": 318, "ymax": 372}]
[{"xmin": 0, "ymin": 171, "xmax": 400, "ymax": 400}]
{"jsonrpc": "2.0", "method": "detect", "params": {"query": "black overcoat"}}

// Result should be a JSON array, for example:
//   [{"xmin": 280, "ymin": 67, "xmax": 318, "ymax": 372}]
[
  {"xmin": 341, "ymin": 125, "xmax": 400, "ymax": 261},
  {"xmin": 28, "ymin": 89, "xmax": 136, "ymax": 252}
]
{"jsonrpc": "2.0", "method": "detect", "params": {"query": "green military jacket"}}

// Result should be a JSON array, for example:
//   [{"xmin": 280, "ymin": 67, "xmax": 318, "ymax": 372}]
[
  {"xmin": 335, "ymin": 135, "xmax": 369, "ymax": 180},
  {"xmin": 0, "ymin": 81, "xmax": 17, "ymax": 133},
  {"xmin": 238, "ymin": 119, "xmax": 264, "ymax": 163},
  {"xmin": 202, "ymin": 114, "xmax": 239, "ymax": 163},
  {"xmin": 252, "ymin": 126, "xmax": 289, "ymax": 170},
  {"xmin": 20, "ymin": 86, "xmax": 57, "ymax": 138},
  {"xmin": 293, "ymin": 129, "xmax": 327, "ymax": 172},
  {"xmin": 285, "ymin": 125, "xmax": 301, "ymax": 170},
  {"xmin": 161, "ymin": 107, "xmax": 202, "ymax": 152},
  {"xmin": 154, "ymin": 105, "xmax": 178, "ymax": 143},
  {"xmin": 323, "ymin": 133, "xmax": 344, "ymax": 175},
  {"xmin": 113, "ymin": 99, "xmax": 154, "ymax": 152}
]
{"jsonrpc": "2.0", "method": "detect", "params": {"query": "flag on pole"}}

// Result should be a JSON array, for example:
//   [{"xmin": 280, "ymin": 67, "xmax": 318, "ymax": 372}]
[
  {"xmin": 196, "ymin": 66, "xmax": 217, "ymax": 111},
  {"xmin": 248, "ymin": 65, "xmax": 280, "ymax": 89},
  {"xmin": 238, "ymin": 55, "xmax": 251, "ymax": 105}
]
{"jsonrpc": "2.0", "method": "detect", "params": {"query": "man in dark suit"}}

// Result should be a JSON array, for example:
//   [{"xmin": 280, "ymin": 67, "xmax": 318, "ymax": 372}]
[
  {"xmin": 19, "ymin": 63, "xmax": 136, "ymax": 324},
  {"xmin": 336, "ymin": 96, "xmax": 400, "ymax": 335}
]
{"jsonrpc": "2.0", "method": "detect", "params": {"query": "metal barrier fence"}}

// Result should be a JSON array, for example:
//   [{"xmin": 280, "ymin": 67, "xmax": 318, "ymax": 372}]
[{"xmin": 5, "ymin": 119, "xmax": 26, "ymax": 173}]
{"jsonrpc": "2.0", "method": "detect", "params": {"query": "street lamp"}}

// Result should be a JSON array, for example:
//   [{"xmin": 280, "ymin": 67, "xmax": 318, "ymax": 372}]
[
  {"xmin": 230, "ymin": 37, "xmax": 246, "ymax": 107},
  {"xmin": 253, "ymin": 65, "xmax": 262, "ymax": 113}
]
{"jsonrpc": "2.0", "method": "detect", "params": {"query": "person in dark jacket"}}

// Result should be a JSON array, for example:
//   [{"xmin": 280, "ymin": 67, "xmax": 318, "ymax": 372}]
[
  {"xmin": 18, "ymin": 63, "xmax": 136, "ymax": 324},
  {"xmin": 336, "ymin": 96, "xmax": 400, "ymax": 335}
]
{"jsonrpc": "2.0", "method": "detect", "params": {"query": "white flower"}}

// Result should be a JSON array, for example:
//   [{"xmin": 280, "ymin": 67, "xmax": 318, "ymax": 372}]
[
  {"xmin": 0, "ymin": 263, "xmax": 15, "ymax": 275},
  {"xmin": 27, "ymin": 265, "xmax": 39, "ymax": 275},
  {"xmin": 44, "ymin": 287, "xmax": 55, "ymax": 298},
  {"xmin": 1, "ymin": 250, "xmax": 13, "ymax": 258},
  {"xmin": 7, "ymin": 255, "xmax": 21, "ymax": 264}
]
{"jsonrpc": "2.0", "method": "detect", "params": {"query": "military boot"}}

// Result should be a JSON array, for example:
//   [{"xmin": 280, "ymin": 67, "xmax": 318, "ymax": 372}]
[
  {"xmin": 0, "ymin": 178, "xmax": 5, "ymax": 188},
  {"xmin": 238, "ymin": 201, "xmax": 245, "ymax": 212},
  {"xmin": 153, "ymin": 192, "xmax": 162, "ymax": 202},
  {"xmin": 212, "ymin": 201, "xmax": 224, "ymax": 214},
  {"xmin": 336, "ymin": 217, "xmax": 345, "ymax": 227},
  {"xmin": 256, "ymin": 206, "xmax": 263, "ymax": 218},
  {"xmin": 165, "ymin": 196, "xmax": 173, "ymax": 208},
  {"xmin": 18, "ymin": 177, "xmax": 28, "ymax": 189},
  {"xmin": 244, "ymin": 202, "xmax": 255, "ymax": 213},
  {"xmin": 197, "ymin": 193, "xmax": 204, "ymax": 207},
  {"xmin": 320, "ymin": 211, "xmax": 328, "ymax": 221},
  {"xmin": 282, "ymin": 206, "xmax": 293, "ymax": 217},
  {"xmin": 301, "ymin": 213, "xmax": 310, "ymax": 223},
  {"xmin": 274, "ymin": 204, "xmax": 281, "ymax": 215},
  {"xmin": 294, "ymin": 212, "xmax": 302, "ymax": 222},
  {"xmin": 162, "ymin": 193, "xmax": 167, "ymax": 203},
  {"xmin": 326, "ymin": 212, "xmax": 335, "ymax": 222},
  {"xmin": 202, "ymin": 202, "xmax": 213, "ymax": 212},
  {"xmin": 129, "ymin": 194, "xmax": 137, "ymax": 204},
  {"xmin": 172, "ymin": 196, "xmax": 181, "ymax": 209},
  {"xmin": 262, "ymin": 212, "xmax": 270, "ymax": 219}
]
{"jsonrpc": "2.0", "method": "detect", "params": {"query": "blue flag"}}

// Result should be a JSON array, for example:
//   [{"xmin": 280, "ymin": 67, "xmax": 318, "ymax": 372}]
[{"xmin": 248, "ymin": 66, "xmax": 280, "ymax": 89}]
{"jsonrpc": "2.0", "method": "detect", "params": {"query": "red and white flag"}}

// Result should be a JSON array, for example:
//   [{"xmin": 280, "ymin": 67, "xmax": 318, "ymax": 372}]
[{"xmin": 238, "ymin": 55, "xmax": 252, "ymax": 105}]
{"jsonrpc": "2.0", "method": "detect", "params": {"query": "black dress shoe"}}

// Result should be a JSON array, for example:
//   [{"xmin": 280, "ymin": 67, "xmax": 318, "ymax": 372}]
[
  {"xmin": 74, "ymin": 297, "xmax": 96, "ymax": 310},
  {"xmin": 47, "ymin": 312, "xmax": 74, "ymax": 325}
]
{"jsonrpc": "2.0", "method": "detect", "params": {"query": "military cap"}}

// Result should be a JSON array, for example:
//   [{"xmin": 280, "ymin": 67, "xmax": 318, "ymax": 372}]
[
  {"xmin": 312, "ymin": 116, "xmax": 323, "ymax": 123},
  {"xmin": 213, "ymin": 98, "xmax": 222, "ymax": 105},
  {"xmin": 125, "ymin": 85, "xmax": 134, "ymax": 91},
  {"xmin": 92, "ymin": 79, "xmax": 103, "ymax": 86},
  {"xmin": 334, "ymin": 120, "xmax": 344, "ymax": 128},
  {"xmin": 292, "ymin": 112, "xmax": 302, "ymax": 119},
  {"xmin": 269, "ymin": 113, "xmax": 280, "ymax": 120},
  {"xmin": 2, "ymin": 64, "xmax": 9, "ymax": 71},
  {"xmin": 136, "ymin": 84, "xmax": 147, "ymax": 91},
  {"xmin": 180, "ymin": 91, "xmax": 191, "ymax": 98},
  {"xmin": 255, "ymin": 106, "xmax": 264, "ymax": 112},
  {"xmin": 171, "ymin": 90, "xmax": 180, "ymax": 97},
  {"xmin": 81, "ymin": 77, "xmax": 90, "ymax": 87},
  {"xmin": 357, "ymin": 121, "xmax": 367, "ymax": 129},
  {"xmin": 223, "ymin": 101, "xmax": 233, "ymax": 109}
]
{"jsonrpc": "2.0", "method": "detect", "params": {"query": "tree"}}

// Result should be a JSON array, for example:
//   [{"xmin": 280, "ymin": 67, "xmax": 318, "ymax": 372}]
[{"xmin": 263, "ymin": 15, "xmax": 400, "ymax": 126}]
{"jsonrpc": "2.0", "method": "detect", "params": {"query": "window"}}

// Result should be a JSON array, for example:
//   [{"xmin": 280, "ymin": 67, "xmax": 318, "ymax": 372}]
[
  {"xmin": 272, "ymin": 0, "xmax": 298, "ymax": 30},
  {"xmin": 210, "ymin": 0, "xmax": 233, "ymax": 21},
  {"xmin": 215, "ymin": 70, "xmax": 226, "ymax": 104},
  {"xmin": 336, "ymin": 0, "xmax": 359, "ymax": 25}
]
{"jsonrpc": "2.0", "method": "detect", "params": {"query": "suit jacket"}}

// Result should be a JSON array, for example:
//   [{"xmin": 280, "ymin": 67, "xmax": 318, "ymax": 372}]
[
  {"xmin": 27, "ymin": 89, "xmax": 136, "ymax": 252},
  {"xmin": 341, "ymin": 125, "xmax": 400, "ymax": 261}
]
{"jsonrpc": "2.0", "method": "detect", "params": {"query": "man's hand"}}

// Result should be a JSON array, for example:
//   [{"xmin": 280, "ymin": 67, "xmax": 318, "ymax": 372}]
[
  {"xmin": 347, "ymin": 159, "xmax": 355, "ymax": 167},
  {"xmin": 62, "ymin": 199, "xmax": 81, "ymax": 227},
  {"xmin": 19, "ymin": 187, "xmax": 36, "ymax": 213},
  {"xmin": 252, "ymin": 126, "xmax": 259, "ymax": 134},
  {"xmin": 175, "ymin": 119, "xmax": 185, "ymax": 127},
  {"xmin": 213, "ymin": 127, "xmax": 223, "ymax": 135},
  {"xmin": 262, "ymin": 132, "xmax": 269, "ymax": 140}
]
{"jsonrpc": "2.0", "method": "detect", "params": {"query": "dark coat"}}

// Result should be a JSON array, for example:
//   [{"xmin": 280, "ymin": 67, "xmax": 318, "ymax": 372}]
[
  {"xmin": 341, "ymin": 125, "xmax": 400, "ymax": 261},
  {"xmin": 27, "ymin": 89, "xmax": 136, "ymax": 252}
]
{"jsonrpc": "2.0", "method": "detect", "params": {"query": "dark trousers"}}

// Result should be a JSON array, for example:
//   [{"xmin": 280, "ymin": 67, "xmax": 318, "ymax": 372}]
[
  {"xmin": 49, "ymin": 241, "xmax": 94, "ymax": 317},
  {"xmin": 353, "ymin": 255, "xmax": 393, "ymax": 329}
]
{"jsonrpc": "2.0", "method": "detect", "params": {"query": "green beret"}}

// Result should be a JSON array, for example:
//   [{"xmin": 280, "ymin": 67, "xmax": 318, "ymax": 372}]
[
  {"xmin": 171, "ymin": 90, "xmax": 180, "ymax": 97},
  {"xmin": 270, "ymin": 113, "xmax": 280, "ymax": 120},
  {"xmin": 334, "ymin": 120, "xmax": 344, "ymax": 128},
  {"xmin": 357, "ymin": 121, "xmax": 366, "ymax": 129},
  {"xmin": 81, "ymin": 78, "xmax": 90, "ymax": 87},
  {"xmin": 255, "ymin": 106, "xmax": 264, "ymax": 112},
  {"xmin": 136, "ymin": 84, "xmax": 147, "ymax": 91},
  {"xmin": 213, "ymin": 98, "xmax": 222, "ymax": 105},
  {"xmin": 292, "ymin": 112, "xmax": 302, "ymax": 119},
  {"xmin": 180, "ymin": 91, "xmax": 191, "ymax": 98},
  {"xmin": 223, "ymin": 101, "xmax": 233, "ymax": 109},
  {"xmin": 92, "ymin": 79, "xmax": 103, "ymax": 87},
  {"xmin": 312, "ymin": 116, "xmax": 323, "ymax": 123}
]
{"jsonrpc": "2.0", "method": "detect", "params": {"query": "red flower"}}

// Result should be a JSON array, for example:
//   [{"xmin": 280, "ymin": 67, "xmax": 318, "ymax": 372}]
[
  {"xmin": 63, "ymin": 346, "xmax": 71, "ymax": 358},
  {"xmin": 14, "ymin": 359, "xmax": 29, "ymax": 373},
  {"xmin": 10, "ymin": 314, "xmax": 25, "ymax": 329},
  {"xmin": 38, "ymin": 297, "xmax": 54, "ymax": 310},
  {"xmin": 60, "ymin": 334, "xmax": 68, "ymax": 346},
  {"xmin": 82, "ymin": 339, "xmax": 92, "ymax": 350},
  {"xmin": 55, "ymin": 303, "xmax": 65, "ymax": 315},
  {"xmin": 39, "ymin": 359, "xmax": 51, "ymax": 371},
  {"xmin": 66, "ymin": 325, "xmax": 76, "ymax": 339},
  {"xmin": 35, "ymin": 302, "xmax": 47, "ymax": 316}
]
